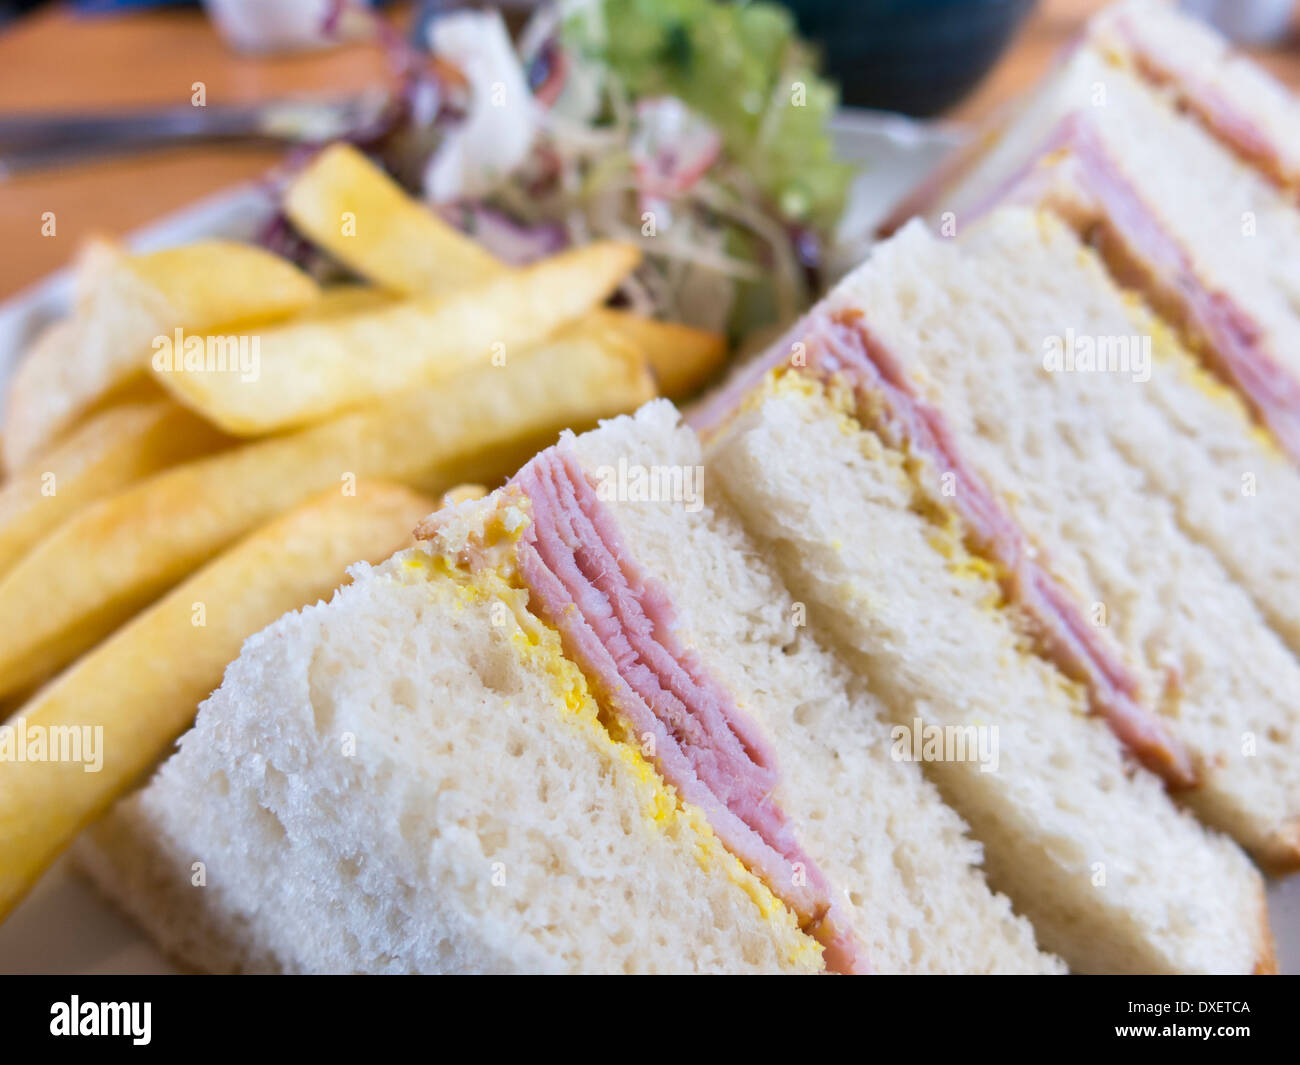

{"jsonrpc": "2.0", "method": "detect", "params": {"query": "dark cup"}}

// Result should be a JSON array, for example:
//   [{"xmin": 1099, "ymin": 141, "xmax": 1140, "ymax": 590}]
[{"xmin": 788, "ymin": 0, "xmax": 1038, "ymax": 116}]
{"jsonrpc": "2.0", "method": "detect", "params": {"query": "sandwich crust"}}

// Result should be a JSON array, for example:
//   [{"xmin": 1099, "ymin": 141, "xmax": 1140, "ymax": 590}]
[
  {"xmin": 76, "ymin": 526, "xmax": 826, "ymax": 973},
  {"xmin": 705, "ymin": 352, "xmax": 1273, "ymax": 975}
]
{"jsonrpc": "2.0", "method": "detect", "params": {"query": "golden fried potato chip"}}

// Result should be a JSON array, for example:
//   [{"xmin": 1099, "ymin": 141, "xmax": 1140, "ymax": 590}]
[
  {"xmin": 153, "ymin": 241, "xmax": 641, "ymax": 435},
  {"xmin": 4, "ymin": 242, "xmax": 318, "ymax": 472},
  {"xmin": 284, "ymin": 143, "xmax": 727, "ymax": 397},
  {"xmin": 0, "ymin": 481, "xmax": 434, "ymax": 920},
  {"xmin": 0, "ymin": 328, "xmax": 653, "ymax": 698},
  {"xmin": 0, "ymin": 398, "xmax": 230, "ymax": 579}
]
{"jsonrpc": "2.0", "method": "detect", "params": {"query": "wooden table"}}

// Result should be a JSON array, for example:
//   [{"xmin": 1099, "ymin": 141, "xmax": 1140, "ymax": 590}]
[{"xmin": 1, "ymin": 0, "xmax": 1297, "ymax": 300}]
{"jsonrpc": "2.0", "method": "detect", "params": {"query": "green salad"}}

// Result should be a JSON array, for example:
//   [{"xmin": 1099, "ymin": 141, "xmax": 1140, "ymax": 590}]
[{"xmin": 276, "ymin": 0, "xmax": 855, "ymax": 343}]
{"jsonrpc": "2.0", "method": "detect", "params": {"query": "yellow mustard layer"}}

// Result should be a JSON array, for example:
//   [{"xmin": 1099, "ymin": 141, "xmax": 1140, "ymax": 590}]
[
  {"xmin": 764, "ymin": 368, "xmax": 1089, "ymax": 709},
  {"xmin": 402, "ymin": 507, "xmax": 823, "ymax": 971},
  {"xmin": 1040, "ymin": 203, "xmax": 1282, "ymax": 460},
  {"xmin": 1121, "ymin": 292, "xmax": 1284, "ymax": 458},
  {"xmin": 762, "ymin": 369, "xmax": 1011, "ymax": 601}
]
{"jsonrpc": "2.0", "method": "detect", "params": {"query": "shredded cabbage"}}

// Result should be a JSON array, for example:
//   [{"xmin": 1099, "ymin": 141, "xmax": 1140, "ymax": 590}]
[{"xmin": 272, "ymin": 0, "xmax": 854, "ymax": 343}]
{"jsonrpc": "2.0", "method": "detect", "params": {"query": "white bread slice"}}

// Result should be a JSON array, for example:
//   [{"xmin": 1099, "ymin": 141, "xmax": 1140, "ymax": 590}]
[
  {"xmin": 905, "ymin": 26, "xmax": 1300, "ymax": 398},
  {"xmin": 957, "ymin": 209, "xmax": 1300, "ymax": 672},
  {"xmin": 562, "ymin": 402, "xmax": 1056, "ymax": 973},
  {"xmin": 77, "ymin": 403, "xmax": 1059, "ymax": 974},
  {"xmin": 816, "ymin": 219, "xmax": 1300, "ymax": 870},
  {"xmin": 1090, "ymin": 0, "xmax": 1300, "ymax": 189},
  {"xmin": 708, "ymin": 377, "xmax": 1274, "ymax": 974},
  {"xmin": 74, "ymin": 539, "xmax": 822, "ymax": 974}
]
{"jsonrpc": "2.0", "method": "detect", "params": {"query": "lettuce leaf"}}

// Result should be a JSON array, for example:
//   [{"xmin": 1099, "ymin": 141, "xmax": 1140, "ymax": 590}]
[{"xmin": 564, "ymin": 0, "xmax": 852, "ymax": 233}]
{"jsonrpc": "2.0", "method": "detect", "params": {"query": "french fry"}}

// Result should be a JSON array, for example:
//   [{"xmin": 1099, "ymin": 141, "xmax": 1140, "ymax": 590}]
[
  {"xmin": 153, "ymin": 241, "xmax": 641, "ymax": 435},
  {"xmin": 284, "ymin": 143, "xmax": 503, "ymax": 293},
  {"xmin": 70, "ymin": 236, "xmax": 125, "ymax": 313},
  {"xmin": 2, "ymin": 317, "xmax": 79, "ymax": 472},
  {"xmin": 584, "ymin": 308, "xmax": 728, "ymax": 397},
  {"xmin": 284, "ymin": 142, "xmax": 728, "ymax": 397},
  {"xmin": 0, "ymin": 398, "xmax": 230, "ymax": 580},
  {"xmin": 0, "ymin": 481, "xmax": 435, "ymax": 920},
  {"xmin": 3, "ymin": 242, "xmax": 319, "ymax": 473},
  {"xmin": 295, "ymin": 283, "xmax": 395, "ymax": 320},
  {"xmin": 127, "ymin": 241, "xmax": 321, "ymax": 328},
  {"xmin": 0, "ymin": 329, "xmax": 654, "ymax": 698}
]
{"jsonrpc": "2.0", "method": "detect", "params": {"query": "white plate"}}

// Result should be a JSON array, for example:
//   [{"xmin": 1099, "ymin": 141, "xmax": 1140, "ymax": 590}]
[{"xmin": 1, "ymin": 111, "xmax": 1297, "ymax": 974}]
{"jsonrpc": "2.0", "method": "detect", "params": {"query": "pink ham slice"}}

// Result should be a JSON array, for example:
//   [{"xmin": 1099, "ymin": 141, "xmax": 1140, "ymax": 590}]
[
  {"xmin": 509, "ymin": 446, "xmax": 869, "ymax": 974},
  {"xmin": 688, "ymin": 314, "xmax": 811, "ymax": 439},
  {"xmin": 689, "ymin": 305, "xmax": 1197, "ymax": 786},
  {"xmin": 959, "ymin": 112, "xmax": 1300, "ymax": 467},
  {"xmin": 803, "ymin": 308, "xmax": 1197, "ymax": 788},
  {"xmin": 1106, "ymin": 12, "xmax": 1300, "ymax": 197}
]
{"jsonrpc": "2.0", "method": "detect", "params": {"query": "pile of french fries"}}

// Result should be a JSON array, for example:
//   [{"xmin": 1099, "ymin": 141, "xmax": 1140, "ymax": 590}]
[{"xmin": 0, "ymin": 143, "xmax": 729, "ymax": 918}]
